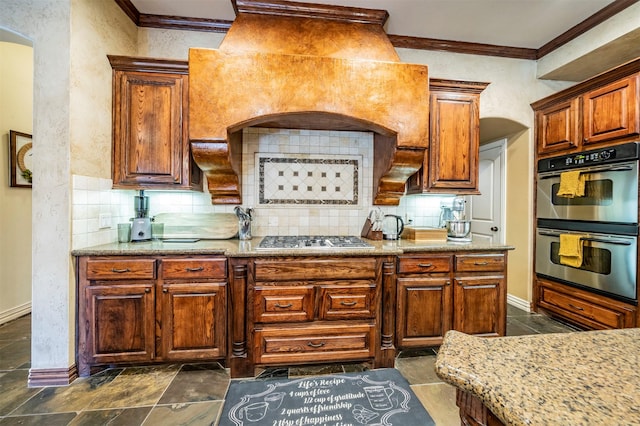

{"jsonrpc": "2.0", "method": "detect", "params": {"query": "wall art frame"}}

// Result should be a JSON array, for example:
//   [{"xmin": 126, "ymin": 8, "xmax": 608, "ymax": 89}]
[{"xmin": 9, "ymin": 130, "xmax": 33, "ymax": 188}]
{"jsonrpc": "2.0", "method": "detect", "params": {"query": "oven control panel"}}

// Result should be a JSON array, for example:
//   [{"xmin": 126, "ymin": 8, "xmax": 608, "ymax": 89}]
[{"xmin": 538, "ymin": 142, "xmax": 639, "ymax": 172}]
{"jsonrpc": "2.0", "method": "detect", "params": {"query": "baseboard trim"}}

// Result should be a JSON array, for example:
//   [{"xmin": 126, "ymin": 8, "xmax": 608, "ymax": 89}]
[
  {"xmin": 0, "ymin": 302, "xmax": 31, "ymax": 325},
  {"xmin": 28, "ymin": 364, "xmax": 78, "ymax": 387},
  {"xmin": 507, "ymin": 294, "xmax": 531, "ymax": 313}
]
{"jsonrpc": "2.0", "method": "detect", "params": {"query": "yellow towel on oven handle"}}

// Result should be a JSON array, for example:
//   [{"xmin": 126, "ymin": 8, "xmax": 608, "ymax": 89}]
[
  {"xmin": 556, "ymin": 170, "xmax": 586, "ymax": 198},
  {"xmin": 558, "ymin": 233, "xmax": 583, "ymax": 268}
]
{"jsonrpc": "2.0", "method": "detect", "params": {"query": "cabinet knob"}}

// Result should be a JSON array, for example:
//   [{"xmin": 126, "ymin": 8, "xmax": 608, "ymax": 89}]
[
  {"xmin": 145, "ymin": 288, "xmax": 151, "ymax": 293},
  {"xmin": 491, "ymin": 226, "xmax": 498, "ymax": 232},
  {"xmin": 163, "ymin": 288, "xmax": 168, "ymax": 293}
]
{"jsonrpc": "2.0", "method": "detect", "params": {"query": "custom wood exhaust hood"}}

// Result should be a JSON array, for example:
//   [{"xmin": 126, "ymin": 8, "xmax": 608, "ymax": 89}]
[{"xmin": 189, "ymin": 0, "xmax": 430, "ymax": 205}]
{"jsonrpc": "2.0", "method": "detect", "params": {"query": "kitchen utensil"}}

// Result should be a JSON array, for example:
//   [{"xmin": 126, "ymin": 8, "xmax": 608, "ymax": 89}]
[
  {"xmin": 446, "ymin": 220, "xmax": 471, "ymax": 238},
  {"xmin": 382, "ymin": 215, "xmax": 404, "ymax": 240},
  {"xmin": 234, "ymin": 206, "xmax": 253, "ymax": 240}
]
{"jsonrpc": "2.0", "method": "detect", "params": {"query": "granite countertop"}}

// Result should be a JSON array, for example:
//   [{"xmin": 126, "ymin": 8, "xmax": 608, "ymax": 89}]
[
  {"xmin": 71, "ymin": 237, "xmax": 513, "ymax": 257},
  {"xmin": 435, "ymin": 329, "xmax": 640, "ymax": 425}
]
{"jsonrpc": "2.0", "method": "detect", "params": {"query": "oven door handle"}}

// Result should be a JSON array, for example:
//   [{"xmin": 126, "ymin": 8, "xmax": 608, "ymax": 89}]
[
  {"xmin": 538, "ymin": 164, "xmax": 634, "ymax": 179},
  {"xmin": 538, "ymin": 231, "xmax": 633, "ymax": 245}
]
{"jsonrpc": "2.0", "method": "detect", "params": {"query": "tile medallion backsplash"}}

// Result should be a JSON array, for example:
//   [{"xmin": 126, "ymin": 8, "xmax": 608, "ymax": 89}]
[
  {"xmin": 257, "ymin": 154, "xmax": 361, "ymax": 206},
  {"xmin": 72, "ymin": 127, "xmax": 456, "ymax": 248}
]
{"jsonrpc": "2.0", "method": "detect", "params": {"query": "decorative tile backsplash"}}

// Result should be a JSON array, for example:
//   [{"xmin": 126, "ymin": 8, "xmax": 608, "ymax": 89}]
[
  {"xmin": 258, "ymin": 154, "xmax": 360, "ymax": 205},
  {"xmin": 71, "ymin": 127, "xmax": 457, "ymax": 248}
]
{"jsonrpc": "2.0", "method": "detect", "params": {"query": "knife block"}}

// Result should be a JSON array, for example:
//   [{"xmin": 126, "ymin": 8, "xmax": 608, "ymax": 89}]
[{"xmin": 360, "ymin": 218, "xmax": 383, "ymax": 240}]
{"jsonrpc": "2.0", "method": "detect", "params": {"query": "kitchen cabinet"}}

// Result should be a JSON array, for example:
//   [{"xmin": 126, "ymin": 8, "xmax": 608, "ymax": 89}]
[
  {"xmin": 109, "ymin": 56, "xmax": 202, "ymax": 191},
  {"xmin": 536, "ymin": 278, "xmax": 636, "ymax": 330},
  {"xmin": 396, "ymin": 251, "xmax": 507, "ymax": 348},
  {"xmin": 228, "ymin": 255, "xmax": 396, "ymax": 377},
  {"xmin": 406, "ymin": 79, "xmax": 488, "ymax": 195},
  {"xmin": 582, "ymin": 74, "xmax": 639, "ymax": 146},
  {"xmin": 535, "ymin": 98, "xmax": 580, "ymax": 155},
  {"xmin": 77, "ymin": 255, "xmax": 226, "ymax": 377},
  {"xmin": 532, "ymin": 66, "xmax": 640, "ymax": 157}
]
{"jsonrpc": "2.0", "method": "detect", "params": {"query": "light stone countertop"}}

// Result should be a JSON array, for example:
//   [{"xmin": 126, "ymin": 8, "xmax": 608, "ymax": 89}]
[
  {"xmin": 435, "ymin": 329, "xmax": 640, "ymax": 425},
  {"xmin": 71, "ymin": 237, "xmax": 513, "ymax": 257}
]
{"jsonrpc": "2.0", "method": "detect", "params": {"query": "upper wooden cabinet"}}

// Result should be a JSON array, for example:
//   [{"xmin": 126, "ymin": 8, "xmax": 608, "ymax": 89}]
[
  {"xmin": 109, "ymin": 56, "xmax": 202, "ymax": 191},
  {"xmin": 406, "ymin": 79, "xmax": 488, "ymax": 195},
  {"xmin": 533, "ymin": 62, "xmax": 640, "ymax": 157},
  {"xmin": 535, "ymin": 98, "xmax": 580, "ymax": 155},
  {"xmin": 582, "ymin": 75, "xmax": 639, "ymax": 146}
]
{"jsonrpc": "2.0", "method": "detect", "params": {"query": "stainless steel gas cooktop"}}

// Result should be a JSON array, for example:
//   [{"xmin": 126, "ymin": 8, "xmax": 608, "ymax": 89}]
[{"xmin": 257, "ymin": 235, "xmax": 373, "ymax": 250}]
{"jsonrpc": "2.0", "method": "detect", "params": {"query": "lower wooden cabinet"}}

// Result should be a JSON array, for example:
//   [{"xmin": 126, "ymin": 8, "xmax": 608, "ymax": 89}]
[
  {"xmin": 77, "ymin": 255, "xmax": 227, "ymax": 376},
  {"xmin": 396, "ymin": 251, "xmax": 507, "ymax": 348},
  {"xmin": 537, "ymin": 278, "xmax": 636, "ymax": 330}
]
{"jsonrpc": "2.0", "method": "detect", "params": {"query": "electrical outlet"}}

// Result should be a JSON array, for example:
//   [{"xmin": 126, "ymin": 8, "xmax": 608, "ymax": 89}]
[{"xmin": 99, "ymin": 213, "xmax": 111, "ymax": 229}]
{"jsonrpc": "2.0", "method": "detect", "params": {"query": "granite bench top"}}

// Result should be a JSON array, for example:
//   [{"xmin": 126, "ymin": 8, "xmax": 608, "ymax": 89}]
[
  {"xmin": 435, "ymin": 329, "xmax": 640, "ymax": 425},
  {"xmin": 71, "ymin": 237, "xmax": 513, "ymax": 257}
]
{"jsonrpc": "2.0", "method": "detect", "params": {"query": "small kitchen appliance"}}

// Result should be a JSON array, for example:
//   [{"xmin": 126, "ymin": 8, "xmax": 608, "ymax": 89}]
[
  {"xmin": 445, "ymin": 196, "xmax": 472, "ymax": 242},
  {"xmin": 382, "ymin": 215, "xmax": 404, "ymax": 240},
  {"xmin": 131, "ymin": 190, "xmax": 152, "ymax": 241}
]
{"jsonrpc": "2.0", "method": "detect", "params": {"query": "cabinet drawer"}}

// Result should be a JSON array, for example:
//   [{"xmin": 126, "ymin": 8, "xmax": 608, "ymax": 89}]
[
  {"xmin": 161, "ymin": 258, "xmax": 226, "ymax": 280},
  {"xmin": 319, "ymin": 283, "xmax": 377, "ymax": 320},
  {"xmin": 254, "ymin": 323, "xmax": 375, "ymax": 364},
  {"xmin": 455, "ymin": 254, "xmax": 504, "ymax": 272},
  {"xmin": 397, "ymin": 255, "xmax": 451, "ymax": 274},
  {"xmin": 254, "ymin": 258, "xmax": 377, "ymax": 281},
  {"xmin": 539, "ymin": 286, "xmax": 629, "ymax": 329},
  {"xmin": 85, "ymin": 259, "xmax": 156, "ymax": 280},
  {"xmin": 253, "ymin": 285, "xmax": 315, "ymax": 323}
]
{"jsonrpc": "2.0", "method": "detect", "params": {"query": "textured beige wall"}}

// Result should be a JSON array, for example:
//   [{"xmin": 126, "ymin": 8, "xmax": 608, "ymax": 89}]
[
  {"xmin": 70, "ymin": 0, "xmax": 137, "ymax": 178},
  {"xmin": 0, "ymin": 42, "xmax": 33, "ymax": 321},
  {"xmin": 506, "ymin": 130, "xmax": 534, "ymax": 303}
]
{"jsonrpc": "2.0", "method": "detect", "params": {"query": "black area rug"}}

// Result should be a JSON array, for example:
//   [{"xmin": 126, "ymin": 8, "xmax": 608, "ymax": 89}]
[{"xmin": 219, "ymin": 368, "xmax": 435, "ymax": 426}]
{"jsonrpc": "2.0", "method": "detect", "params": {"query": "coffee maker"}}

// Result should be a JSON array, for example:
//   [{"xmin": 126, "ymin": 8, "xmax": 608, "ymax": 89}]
[{"xmin": 131, "ymin": 190, "xmax": 152, "ymax": 241}]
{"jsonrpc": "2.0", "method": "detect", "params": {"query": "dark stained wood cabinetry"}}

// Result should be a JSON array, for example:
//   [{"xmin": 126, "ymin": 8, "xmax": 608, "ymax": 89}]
[
  {"xmin": 537, "ymin": 278, "xmax": 636, "ymax": 330},
  {"xmin": 77, "ymin": 255, "xmax": 226, "ymax": 376},
  {"xmin": 228, "ymin": 255, "xmax": 396, "ymax": 377},
  {"xmin": 406, "ymin": 79, "xmax": 488, "ymax": 195},
  {"xmin": 535, "ymin": 98, "xmax": 580, "ymax": 155},
  {"xmin": 109, "ymin": 56, "xmax": 202, "ymax": 191},
  {"xmin": 533, "ymin": 62, "xmax": 640, "ymax": 157},
  {"xmin": 396, "ymin": 251, "xmax": 507, "ymax": 348}
]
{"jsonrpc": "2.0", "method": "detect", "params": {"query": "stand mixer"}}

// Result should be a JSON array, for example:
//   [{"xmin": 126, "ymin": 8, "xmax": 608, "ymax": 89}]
[
  {"xmin": 131, "ymin": 190, "xmax": 152, "ymax": 241},
  {"xmin": 440, "ymin": 197, "xmax": 472, "ymax": 242}
]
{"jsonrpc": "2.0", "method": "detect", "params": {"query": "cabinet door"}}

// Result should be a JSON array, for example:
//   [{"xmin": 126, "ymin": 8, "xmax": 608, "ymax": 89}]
[
  {"xmin": 84, "ymin": 283, "xmax": 155, "ymax": 364},
  {"xmin": 583, "ymin": 75, "xmax": 639, "ymax": 145},
  {"xmin": 453, "ymin": 276, "xmax": 505, "ymax": 337},
  {"xmin": 396, "ymin": 277, "xmax": 452, "ymax": 347},
  {"xmin": 427, "ymin": 91, "xmax": 480, "ymax": 192},
  {"xmin": 160, "ymin": 283, "xmax": 226, "ymax": 360},
  {"xmin": 112, "ymin": 71, "xmax": 189, "ymax": 188},
  {"xmin": 536, "ymin": 98, "xmax": 580, "ymax": 155}
]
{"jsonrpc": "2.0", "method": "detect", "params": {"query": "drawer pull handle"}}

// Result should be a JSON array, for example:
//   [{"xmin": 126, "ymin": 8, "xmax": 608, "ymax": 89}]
[
  {"xmin": 307, "ymin": 341, "xmax": 325, "ymax": 348},
  {"xmin": 274, "ymin": 303, "xmax": 293, "ymax": 309},
  {"xmin": 417, "ymin": 263, "xmax": 433, "ymax": 268},
  {"xmin": 474, "ymin": 262, "xmax": 489, "ymax": 266},
  {"xmin": 568, "ymin": 303, "xmax": 584, "ymax": 311},
  {"xmin": 111, "ymin": 268, "xmax": 131, "ymax": 273},
  {"xmin": 340, "ymin": 301, "xmax": 357, "ymax": 306},
  {"xmin": 185, "ymin": 267, "xmax": 204, "ymax": 272}
]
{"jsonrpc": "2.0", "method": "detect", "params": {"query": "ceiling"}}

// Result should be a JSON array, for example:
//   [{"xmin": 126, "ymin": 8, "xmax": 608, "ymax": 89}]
[{"xmin": 130, "ymin": 0, "xmax": 616, "ymax": 50}]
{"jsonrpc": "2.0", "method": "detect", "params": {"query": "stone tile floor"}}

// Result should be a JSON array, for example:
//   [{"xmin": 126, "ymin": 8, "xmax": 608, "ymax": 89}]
[{"xmin": 0, "ymin": 305, "xmax": 576, "ymax": 425}]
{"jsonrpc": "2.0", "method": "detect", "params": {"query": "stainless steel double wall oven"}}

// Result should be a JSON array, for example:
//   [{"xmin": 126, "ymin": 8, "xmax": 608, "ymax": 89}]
[{"xmin": 536, "ymin": 142, "xmax": 640, "ymax": 304}]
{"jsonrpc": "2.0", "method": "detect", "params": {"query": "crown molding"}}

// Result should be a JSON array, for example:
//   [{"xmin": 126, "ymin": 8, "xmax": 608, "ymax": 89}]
[
  {"xmin": 114, "ymin": 0, "xmax": 638, "ymax": 60},
  {"xmin": 233, "ymin": 0, "xmax": 389, "ymax": 26}
]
